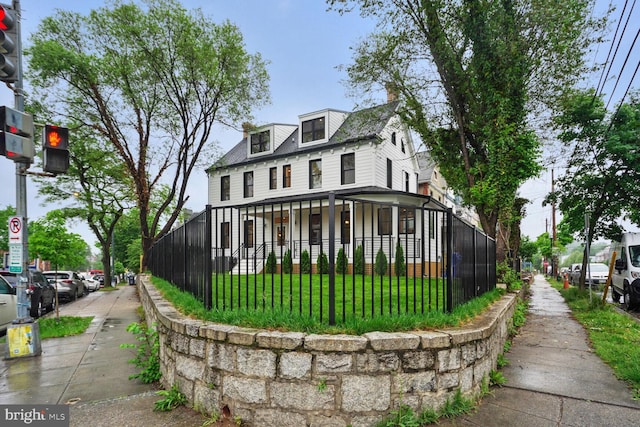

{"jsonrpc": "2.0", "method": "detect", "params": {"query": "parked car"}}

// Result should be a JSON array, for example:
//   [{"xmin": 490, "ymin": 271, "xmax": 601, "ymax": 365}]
[
  {"xmin": 0, "ymin": 270, "xmax": 56, "ymax": 318},
  {"xmin": 569, "ymin": 263, "xmax": 609, "ymax": 287},
  {"xmin": 43, "ymin": 270, "xmax": 86, "ymax": 301},
  {"xmin": 92, "ymin": 274, "xmax": 105, "ymax": 288},
  {"xmin": 80, "ymin": 273, "xmax": 100, "ymax": 292},
  {"xmin": 610, "ymin": 232, "xmax": 640, "ymax": 310},
  {"xmin": 0, "ymin": 274, "xmax": 17, "ymax": 333}
]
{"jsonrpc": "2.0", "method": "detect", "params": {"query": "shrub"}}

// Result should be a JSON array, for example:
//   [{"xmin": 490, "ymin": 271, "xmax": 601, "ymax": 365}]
[
  {"xmin": 282, "ymin": 249, "xmax": 293, "ymax": 274},
  {"xmin": 265, "ymin": 251, "xmax": 277, "ymax": 273},
  {"xmin": 395, "ymin": 241, "xmax": 406, "ymax": 276},
  {"xmin": 301, "ymin": 250, "xmax": 311, "ymax": 274},
  {"xmin": 354, "ymin": 244, "xmax": 365, "ymax": 274},
  {"xmin": 120, "ymin": 321, "xmax": 161, "ymax": 384},
  {"xmin": 336, "ymin": 247, "xmax": 348, "ymax": 274},
  {"xmin": 375, "ymin": 248, "xmax": 388, "ymax": 277},
  {"xmin": 317, "ymin": 251, "xmax": 329, "ymax": 274}
]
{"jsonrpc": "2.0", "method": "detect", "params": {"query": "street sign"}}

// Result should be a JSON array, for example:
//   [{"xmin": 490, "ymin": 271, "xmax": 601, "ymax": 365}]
[
  {"xmin": 8, "ymin": 242, "xmax": 21, "ymax": 273},
  {"xmin": 8, "ymin": 215, "xmax": 22, "ymax": 244}
]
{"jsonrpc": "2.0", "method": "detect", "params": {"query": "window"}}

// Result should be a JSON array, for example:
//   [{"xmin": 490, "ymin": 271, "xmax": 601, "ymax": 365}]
[
  {"xmin": 386, "ymin": 159, "xmax": 392, "ymax": 189},
  {"xmin": 399, "ymin": 208, "xmax": 415, "ymax": 234},
  {"xmin": 250, "ymin": 130, "xmax": 270, "ymax": 154},
  {"xmin": 269, "ymin": 167, "xmax": 277, "ymax": 190},
  {"xmin": 404, "ymin": 171, "xmax": 410, "ymax": 192},
  {"xmin": 221, "ymin": 175, "xmax": 230, "ymax": 201},
  {"xmin": 310, "ymin": 213, "xmax": 322, "ymax": 245},
  {"xmin": 244, "ymin": 171, "xmax": 253, "ymax": 198},
  {"xmin": 221, "ymin": 222, "xmax": 230, "ymax": 248},
  {"xmin": 244, "ymin": 220, "xmax": 254, "ymax": 248},
  {"xmin": 391, "ymin": 132, "xmax": 396, "ymax": 145},
  {"xmin": 283, "ymin": 165, "xmax": 291, "ymax": 188},
  {"xmin": 309, "ymin": 159, "xmax": 322, "ymax": 189},
  {"xmin": 302, "ymin": 117, "xmax": 325, "ymax": 143},
  {"xmin": 341, "ymin": 153, "xmax": 355, "ymax": 185},
  {"xmin": 341, "ymin": 210, "xmax": 351, "ymax": 244},
  {"xmin": 401, "ymin": 138, "xmax": 405, "ymax": 153},
  {"xmin": 378, "ymin": 207, "xmax": 392, "ymax": 235}
]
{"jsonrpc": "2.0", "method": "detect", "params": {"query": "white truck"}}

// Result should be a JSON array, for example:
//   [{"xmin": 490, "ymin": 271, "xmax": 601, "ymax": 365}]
[{"xmin": 610, "ymin": 233, "xmax": 640, "ymax": 310}]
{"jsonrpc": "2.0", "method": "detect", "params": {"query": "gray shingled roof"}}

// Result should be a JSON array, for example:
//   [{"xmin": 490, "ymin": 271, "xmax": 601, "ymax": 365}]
[
  {"xmin": 415, "ymin": 151, "xmax": 437, "ymax": 183},
  {"xmin": 208, "ymin": 101, "xmax": 400, "ymax": 172}
]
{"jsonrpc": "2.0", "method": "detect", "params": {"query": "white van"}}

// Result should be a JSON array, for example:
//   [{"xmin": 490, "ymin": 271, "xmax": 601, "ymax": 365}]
[{"xmin": 610, "ymin": 233, "xmax": 640, "ymax": 310}]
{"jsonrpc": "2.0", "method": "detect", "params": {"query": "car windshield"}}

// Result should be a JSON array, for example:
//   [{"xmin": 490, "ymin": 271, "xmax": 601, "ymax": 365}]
[
  {"xmin": 0, "ymin": 273, "xmax": 18, "ymax": 286},
  {"xmin": 587, "ymin": 264, "xmax": 609, "ymax": 273}
]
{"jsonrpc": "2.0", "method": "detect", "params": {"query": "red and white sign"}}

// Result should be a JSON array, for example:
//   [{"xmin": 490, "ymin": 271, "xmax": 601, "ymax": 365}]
[{"xmin": 9, "ymin": 216, "xmax": 23, "ymax": 244}]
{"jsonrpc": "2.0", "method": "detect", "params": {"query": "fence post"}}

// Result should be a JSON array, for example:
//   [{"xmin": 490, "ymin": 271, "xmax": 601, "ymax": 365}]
[
  {"xmin": 446, "ymin": 208, "xmax": 454, "ymax": 313},
  {"xmin": 205, "ymin": 205, "xmax": 212, "ymax": 310},
  {"xmin": 328, "ymin": 192, "xmax": 336, "ymax": 325}
]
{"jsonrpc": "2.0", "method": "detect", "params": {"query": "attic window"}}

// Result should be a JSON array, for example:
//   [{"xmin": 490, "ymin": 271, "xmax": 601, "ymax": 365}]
[
  {"xmin": 302, "ymin": 117, "xmax": 325, "ymax": 143},
  {"xmin": 250, "ymin": 130, "xmax": 270, "ymax": 154}
]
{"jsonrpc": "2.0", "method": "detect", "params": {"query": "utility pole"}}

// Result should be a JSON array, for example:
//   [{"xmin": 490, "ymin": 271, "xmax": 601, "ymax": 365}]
[{"xmin": 551, "ymin": 168, "xmax": 557, "ymax": 278}]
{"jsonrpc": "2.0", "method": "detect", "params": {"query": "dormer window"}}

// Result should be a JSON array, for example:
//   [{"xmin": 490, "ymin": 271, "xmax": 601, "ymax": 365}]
[
  {"xmin": 250, "ymin": 130, "xmax": 270, "ymax": 154},
  {"xmin": 302, "ymin": 117, "xmax": 325, "ymax": 143}
]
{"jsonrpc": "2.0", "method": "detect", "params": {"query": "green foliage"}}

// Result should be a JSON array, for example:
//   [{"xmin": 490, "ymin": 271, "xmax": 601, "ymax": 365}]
[
  {"xmin": 375, "ymin": 248, "xmax": 388, "ymax": 277},
  {"xmin": 316, "ymin": 251, "xmax": 329, "ymax": 274},
  {"xmin": 265, "ymin": 251, "xmax": 277, "ymax": 273},
  {"xmin": 120, "ymin": 321, "xmax": 161, "ymax": 384},
  {"xmin": 489, "ymin": 370, "xmax": 507, "ymax": 387},
  {"xmin": 301, "ymin": 250, "xmax": 311, "ymax": 274},
  {"xmin": 317, "ymin": 378, "xmax": 327, "ymax": 392},
  {"xmin": 29, "ymin": 211, "xmax": 88, "ymax": 270},
  {"xmin": 497, "ymin": 353, "xmax": 509, "ymax": 368},
  {"xmin": 282, "ymin": 249, "xmax": 293, "ymax": 274},
  {"xmin": 154, "ymin": 384, "xmax": 187, "ymax": 412},
  {"xmin": 439, "ymin": 389, "xmax": 475, "ymax": 418},
  {"xmin": 375, "ymin": 405, "xmax": 421, "ymax": 427},
  {"xmin": 38, "ymin": 316, "xmax": 93, "ymax": 339},
  {"xmin": 496, "ymin": 262, "xmax": 521, "ymax": 291},
  {"xmin": 394, "ymin": 241, "xmax": 406, "ymax": 276},
  {"xmin": 354, "ymin": 244, "xmax": 365, "ymax": 274},
  {"xmin": 518, "ymin": 235, "xmax": 538, "ymax": 261},
  {"xmin": 336, "ymin": 247, "xmax": 348, "ymax": 274}
]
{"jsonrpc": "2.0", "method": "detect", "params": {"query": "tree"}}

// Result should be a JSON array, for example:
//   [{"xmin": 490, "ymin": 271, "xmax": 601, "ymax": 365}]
[
  {"xmin": 0, "ymin": 205, "xmax": 16, "ymax": 252},
  {"xmin": 29, "ymin": 212, "xmax": 88, "ymax": 270},
  {"xmin": 329, "ymin": 0, "xmax": 606, "ymax": 263},
  {"xmin": 301, "ymin": 250, "xmax": 311, "ymax": 274},
  {"xmin": 336, "ymin": 247, "xmax": 348, "ymax": 274},
  {"xmin": 282, "ymin": 249, "xmax": 293, "ymax": 274},
  {"xmin": 317, "ymin": 251, "xmax": 329, "ymax": 274},
  {"xmin": 265, "ymin": 251, "xmax": 277, "ymax": 273},
  {"xmin": 354, "ymin": 244, "xmax": 365, "ymax": 274},
  {"xmin": 375, "ymin": 248, "xmax": 388, "ymax": 277},
  {"xmin": 27, "ymin": 0, "xmax": 270, "ymax": 270},
  {"xmin": 518, "ymin": 236, "xmax": 537, "ymax": 263},
  {"xmin": 549, "ymin": 89, "xmax": 640, "ymax": 288}
]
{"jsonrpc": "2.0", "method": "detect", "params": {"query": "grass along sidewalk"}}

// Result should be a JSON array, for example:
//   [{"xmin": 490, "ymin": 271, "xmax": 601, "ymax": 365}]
[{"xmin": 550, "ymin": 278, "xmax": 640, "ymax": 399}]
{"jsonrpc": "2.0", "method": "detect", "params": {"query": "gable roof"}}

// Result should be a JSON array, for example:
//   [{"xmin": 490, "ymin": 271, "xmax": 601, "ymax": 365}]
[
  {"xmin": 415, "ymin": 151, "xmax": 437, "ymax": 183},
  {"xmin": 208, "ymin": 101, "xmax": 400, "ymax": 172}
]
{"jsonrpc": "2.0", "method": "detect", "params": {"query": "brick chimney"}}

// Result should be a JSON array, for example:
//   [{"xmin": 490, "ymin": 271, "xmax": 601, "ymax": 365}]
[
  {"xmin": 242, "ymin": 122, "xmax": 254, "ymax": 139},
  {"xmin": 385, "ymin": 82, "xmax": 398, "ymax": 103}
]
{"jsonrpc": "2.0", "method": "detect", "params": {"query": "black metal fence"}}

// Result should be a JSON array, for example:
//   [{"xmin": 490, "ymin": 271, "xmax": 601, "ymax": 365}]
[{"xmin": 148, "ymin": 192, "xmax": 496, "ymax": 325}]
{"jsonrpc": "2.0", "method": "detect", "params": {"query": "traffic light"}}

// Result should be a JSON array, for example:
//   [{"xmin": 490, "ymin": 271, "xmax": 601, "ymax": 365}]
[
  {"xmin": 0, "ymin": 106, "xmax": 34, "ymax": 162},
  {"xmin": 0, "ymin": 4, "xmax": 18, "ymax": 83},
  {"xmin": 43, "ymin": 124, "xmax": 69, "ymax": 174}
]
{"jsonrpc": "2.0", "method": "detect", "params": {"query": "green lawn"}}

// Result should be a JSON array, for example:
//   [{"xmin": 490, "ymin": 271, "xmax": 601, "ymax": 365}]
[{"xmin": 152, "ymin": 274, "xmax": 504, "ymax": 335}]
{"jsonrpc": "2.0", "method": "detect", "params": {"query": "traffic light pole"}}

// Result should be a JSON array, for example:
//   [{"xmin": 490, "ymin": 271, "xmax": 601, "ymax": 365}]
[{"xmin": 4, "ymin": 0, "xmax": 42, "ymax": 359}]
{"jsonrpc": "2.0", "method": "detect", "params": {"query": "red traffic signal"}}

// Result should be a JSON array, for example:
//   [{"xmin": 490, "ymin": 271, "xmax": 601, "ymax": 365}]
[
  {"xmin": 43, "ymin": 125, "xmax": 69, "ymax": 150},
  {"xmin": 0, "ymin": 5, "xmax": 17, "ymax": 82}
]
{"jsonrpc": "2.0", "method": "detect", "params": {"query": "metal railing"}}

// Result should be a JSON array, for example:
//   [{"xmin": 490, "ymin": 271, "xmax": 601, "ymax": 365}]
[{"xmin": 148, "ymin": 192, "xmax": 496, "ymax": 324}]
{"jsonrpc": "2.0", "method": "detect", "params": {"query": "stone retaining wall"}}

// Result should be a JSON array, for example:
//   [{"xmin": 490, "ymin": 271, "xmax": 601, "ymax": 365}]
[{"xmin": 138, "ymin": 276, "xmax": 517, "ymax": 427}]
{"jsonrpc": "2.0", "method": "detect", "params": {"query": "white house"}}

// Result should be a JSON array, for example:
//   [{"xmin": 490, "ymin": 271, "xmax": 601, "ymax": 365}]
[{"xmin": 207, "ymin": 100, "xmax": 450, "ymax": 275}]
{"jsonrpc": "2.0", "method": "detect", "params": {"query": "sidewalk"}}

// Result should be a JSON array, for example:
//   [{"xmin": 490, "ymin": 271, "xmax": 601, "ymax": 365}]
[
  {"xmin": 439, "ymin": 274, "xmax": 640, "ymax": 426},
  {"xmin": 0, "ymin": 285, "xmax": 208, "ymax": 426}
]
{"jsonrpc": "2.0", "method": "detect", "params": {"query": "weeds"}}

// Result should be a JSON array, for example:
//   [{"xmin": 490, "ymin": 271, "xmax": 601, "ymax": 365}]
[
  {"xmin": 154, "ymin": 384, "xmax": 187, "ymax": 411},
  {"xmin": 120, "ymin": 321, "xmax": 161, "ymax": 384},
  {"xmin": 375, "ymin": 389, "xmax": 474, "ymax": 426},
  {"xmin": 489, "ymin": 370, "xmax": 507, "ymax": 387},
  {"xmin": 496, "ymin": 353, "xmax": 509, "ymax": 368}
]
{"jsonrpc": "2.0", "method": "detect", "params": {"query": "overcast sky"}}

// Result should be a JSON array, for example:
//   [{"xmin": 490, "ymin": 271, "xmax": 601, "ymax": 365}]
[{"xmin": 0, "ymin": 0, "xmax": 636, "ymax": 250}]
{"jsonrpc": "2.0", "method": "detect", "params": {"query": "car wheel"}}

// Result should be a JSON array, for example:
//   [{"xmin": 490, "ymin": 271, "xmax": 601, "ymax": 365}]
[
  {"xmin": 611, "ymin": 286, "xmax": 621, "ymax": 303},
  {"xmin": 30, "ymin": 300, "xmax": 42, "ymax": 318},
  {"xmin": 72, "ymin": 289, "xmax": 77, "ymax": 301},
  {"xmin": 45, "ymin": 300, "xmax": 54, "ymax": 313}
]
